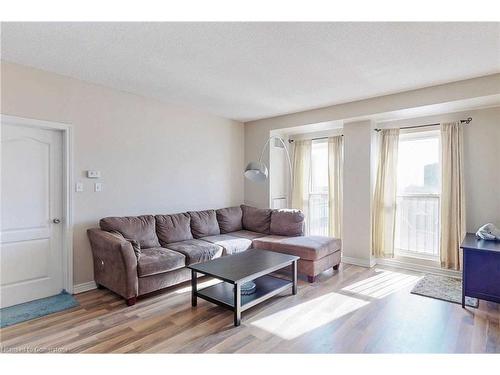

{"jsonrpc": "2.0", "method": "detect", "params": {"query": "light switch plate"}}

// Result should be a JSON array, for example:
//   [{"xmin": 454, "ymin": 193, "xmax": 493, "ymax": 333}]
[
  {"xmin": 87, "ymin": 170, "xmax": 101, "ymax": 178},
  {"xmin": 76, "ymin": 182, "xmax": 84, "ymax": 192},
  {"xmin": 94, "ymin": 182, "xmax": 103, "ymax": 192}
]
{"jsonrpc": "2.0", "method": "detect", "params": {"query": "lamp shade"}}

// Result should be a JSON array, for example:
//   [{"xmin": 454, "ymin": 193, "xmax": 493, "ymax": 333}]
[{"xmin": 244, "ymin": 161, "xmax": 268, "ymax": 182}]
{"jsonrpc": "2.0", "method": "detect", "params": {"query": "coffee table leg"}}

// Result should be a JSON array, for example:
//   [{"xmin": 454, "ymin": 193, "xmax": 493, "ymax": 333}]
[
  {"xmin": 234, "ymin": 282, "xmax": 241, "ymax": 326},
  {"xmin": 292, "ymin": 260, "xmax": 298, "ymax": 295},
  {"xmin": 191, "ymin": 269, "xmax": 197, "ymax": 307}
]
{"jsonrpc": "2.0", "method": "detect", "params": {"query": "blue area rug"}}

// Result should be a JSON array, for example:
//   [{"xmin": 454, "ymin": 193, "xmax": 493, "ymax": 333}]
[{"xmin": 0, "ymin": 291, "xmax": 79, "ymax": 328}]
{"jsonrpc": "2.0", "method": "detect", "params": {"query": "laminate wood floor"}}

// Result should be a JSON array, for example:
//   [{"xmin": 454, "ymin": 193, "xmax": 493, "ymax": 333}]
[{"xmin": 1, "ymin": 264, "xmax": 498, "ymax": 353}]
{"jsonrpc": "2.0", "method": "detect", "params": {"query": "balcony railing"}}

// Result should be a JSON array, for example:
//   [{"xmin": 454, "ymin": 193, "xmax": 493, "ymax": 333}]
[
  {"xmin": 395, "ymin": 194, "xmax": 440, "ymax": 258},
  {"xmin": 308, "ymin": 193, "xmax": 329, "ymax": 236}
]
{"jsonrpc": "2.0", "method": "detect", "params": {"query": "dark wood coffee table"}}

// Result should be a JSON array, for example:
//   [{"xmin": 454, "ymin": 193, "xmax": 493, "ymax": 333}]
[{"xmin": 188, "ymin": 249, "xmax": 299, "ymax": 326}]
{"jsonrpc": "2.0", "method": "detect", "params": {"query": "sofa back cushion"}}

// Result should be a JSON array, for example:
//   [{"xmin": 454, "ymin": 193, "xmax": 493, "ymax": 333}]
[
  {"xmin": 270, "ymin": 209, "xmax": 305, "ymax": 236},
  {"xmin": 188, "ymin": 210, "xmax": 220, "ymax": 238},
  {"xmin": 99, "ymin": 215, "xmax": 160, "ymax": 249},
  {"xmin": 216, "ymin": 206, "xmax": 243, "ymax": 234},
  {"xmin": 241, "ymin": 205, "xmax": 272, "ymax": 234},
  {"xmin": 155, "ymin": 213, "xmax": 193, "ymax": 245}
]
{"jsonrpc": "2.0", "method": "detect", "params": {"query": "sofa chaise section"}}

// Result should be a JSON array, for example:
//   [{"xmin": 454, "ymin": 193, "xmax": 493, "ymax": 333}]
[{"xmin": 252, "ymin": 235, "xmax": 342, "ymax": 282}]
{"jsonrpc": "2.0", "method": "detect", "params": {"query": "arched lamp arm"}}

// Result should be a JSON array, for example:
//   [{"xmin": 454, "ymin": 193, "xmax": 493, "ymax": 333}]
[{"xmin": 258, "ymin": 136, "xmax": 293, "ymax": 190}]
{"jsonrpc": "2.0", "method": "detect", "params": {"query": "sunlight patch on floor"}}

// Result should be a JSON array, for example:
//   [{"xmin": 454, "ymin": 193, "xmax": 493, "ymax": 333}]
[
  {"xmin": 341, "ymin": 268, "xmax": 422, "ymax": 299},
  {"xmin": 250, "ymin": 292, "xmax": 368, "ymax": 340},
  {"xmin": 173, "ymin": 278, "xmax": 223, "ymax": 294}
]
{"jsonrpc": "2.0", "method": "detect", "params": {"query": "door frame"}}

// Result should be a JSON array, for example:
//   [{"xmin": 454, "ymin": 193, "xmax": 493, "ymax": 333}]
[{"xmin": 1, "ymin": 114, "xmax": 74, "ymax": 294}]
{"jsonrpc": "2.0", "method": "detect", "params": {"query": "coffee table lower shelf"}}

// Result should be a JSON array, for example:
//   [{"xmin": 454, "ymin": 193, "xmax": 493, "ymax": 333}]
[{"xmin": 193, "ymin": 275, "xmax": 293, "ymax": 326}]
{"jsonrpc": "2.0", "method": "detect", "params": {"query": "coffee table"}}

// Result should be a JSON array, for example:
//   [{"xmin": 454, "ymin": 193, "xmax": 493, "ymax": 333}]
[{"xmin": 188, "ymin": 249, "xmax": 299, "ymax": 326}]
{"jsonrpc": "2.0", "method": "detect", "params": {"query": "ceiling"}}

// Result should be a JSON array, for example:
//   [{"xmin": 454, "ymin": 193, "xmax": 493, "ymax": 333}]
[{"xmin": 1, "ymin": 22, "xmax": 499, "ymax": 122}]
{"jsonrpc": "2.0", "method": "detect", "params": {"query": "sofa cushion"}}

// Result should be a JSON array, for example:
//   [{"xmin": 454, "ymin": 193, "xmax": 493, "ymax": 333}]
[
  {"xmin": 166, "ymin": 239, "xmax": 223, "ymax": 265},
  {"xmin": 201, "ymin": 234, "xmax": 252, "ymax": 255},
  {"xmin": 137, "ymin": 247, "xmax": 185, "ymax": 277},
  {"xmin": 188, "ymin": 210, "xmax": 220, "ymax": 239},
  {"xmin": 216, "ymin": 206, "xmax": 243, "ymax": 234},
  {"xmin": 252, "ymin": 235, "xmax": 341, "ymax": 261},
  {"xmin": 270, "ymin": 209, "xmax": 305, "ymax": 236},
  {"xmin": 100, "ymin": 215, "xmax": 160, "ymax": 249},
  {"xmin": 109, "ymin": 230, "xmax": 142, "ymax": 257},
  {"xmin": 229, "ymin": 229, "xmax": 267, "ymax": 240},
  {"xmin": 155, "ymin": 213, "xmax": 193, "ymax": 245},
  {"xmin": 241, "ymin": 205, "xmax": 272, "ymax": 234}
]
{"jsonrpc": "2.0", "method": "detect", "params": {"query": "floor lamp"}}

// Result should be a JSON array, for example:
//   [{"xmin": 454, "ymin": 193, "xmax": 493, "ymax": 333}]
[{"xmin": 244, "ymin": 136, "xmax": 293, "ymax": 205}]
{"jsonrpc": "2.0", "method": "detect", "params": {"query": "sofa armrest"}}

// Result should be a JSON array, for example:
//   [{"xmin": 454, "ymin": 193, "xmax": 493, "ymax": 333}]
[{"xmin": 87, "ymin": 228, "xmax": 138, "ymax": 299}]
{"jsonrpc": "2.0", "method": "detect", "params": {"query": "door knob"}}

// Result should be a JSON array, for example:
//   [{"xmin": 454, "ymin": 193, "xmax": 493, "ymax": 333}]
[{"xmin": 53, "ymin": 218, "xmax": 61, "ymax": 224}]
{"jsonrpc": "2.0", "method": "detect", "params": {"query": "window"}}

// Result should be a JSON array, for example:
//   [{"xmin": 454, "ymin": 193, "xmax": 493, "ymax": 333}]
[
  {"xmin": 309, "ymin": 139, "xmax": 329, "ymax": 235},
  {"xmin": 395, "ymin": 130, "xmax": 441, "ymax": 259}
]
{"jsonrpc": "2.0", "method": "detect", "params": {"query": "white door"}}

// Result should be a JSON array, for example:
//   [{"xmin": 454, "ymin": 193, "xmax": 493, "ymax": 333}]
[{"xmin": 1, "ymin": 123, "xmax": 64, "ymax": 308}]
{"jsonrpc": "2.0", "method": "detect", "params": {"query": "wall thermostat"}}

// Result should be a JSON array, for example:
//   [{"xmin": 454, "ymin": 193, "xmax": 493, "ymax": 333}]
[{"xmin": 87, "ymin": 170, "xmax": 101, "ymax": 178}]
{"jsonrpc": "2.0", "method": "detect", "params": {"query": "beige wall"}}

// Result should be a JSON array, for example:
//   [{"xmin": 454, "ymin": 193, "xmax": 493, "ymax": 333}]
[
  {"xmin": 245, "ymin": 74, "xmax": 500, "ymax": 265},
  {"xmin": 1, "ymin": 62, "xmax": 245, "ymax": 285},
  {"xmin": 342, "ymin": 121, "xmax": 374, "ymax": 265},
  {"xmin": 244, "ymin": 73, "xmax": 500, "ymax": 209}
]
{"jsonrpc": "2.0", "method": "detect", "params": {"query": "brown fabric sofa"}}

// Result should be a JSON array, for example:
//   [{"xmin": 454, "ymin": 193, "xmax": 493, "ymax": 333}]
[{"xmin": 87, "ymin": 205, "xmax": 341, "ymax": 305}]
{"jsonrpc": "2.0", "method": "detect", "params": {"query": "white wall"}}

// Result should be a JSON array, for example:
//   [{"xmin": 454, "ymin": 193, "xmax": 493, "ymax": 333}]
[
  {"xmin": 1, "ymin": 62, "xmax": 245, "ymax": 285},
  {"xmin": 269, "ymin": 133, "xmax": 290, "ymax": 209}
]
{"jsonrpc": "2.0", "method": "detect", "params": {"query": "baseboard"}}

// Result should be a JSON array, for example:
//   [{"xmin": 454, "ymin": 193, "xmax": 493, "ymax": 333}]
[
  {"xmin": 73, "ymin": 281, "xmax": 97, "ymax": 294},
  {"xmin": 342, "ymin": 256, "xmax": 376, "ymax": 268},
  {"xmin": 375, "ymin": 258, "xmax": 462, "ymax": 279}
]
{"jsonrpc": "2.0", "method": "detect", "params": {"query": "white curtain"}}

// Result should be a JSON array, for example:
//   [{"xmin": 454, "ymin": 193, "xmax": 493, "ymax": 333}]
[
  {"xmin": 440, "ymin": 122, "xmax": 466, "ymax": 270},
  {"xmin": 372, "ymin": 128, "xmax": 400, "ymax": 258},
  {"xmin": 291, "ymin": 140, "xmax": 312, "ymax": 232},
  {"xmin": 328, "ymin": 136, "xmax": 343, "ymax": 238}
]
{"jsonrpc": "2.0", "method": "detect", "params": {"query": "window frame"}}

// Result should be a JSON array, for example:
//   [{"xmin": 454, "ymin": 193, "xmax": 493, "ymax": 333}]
[
  {"xmin": 394, "ymin": 126, "xmax": 442, "ymax": 261},
  {"xmin": 308, "ymin": 138, "xmax": 329, "ymax": 236}
]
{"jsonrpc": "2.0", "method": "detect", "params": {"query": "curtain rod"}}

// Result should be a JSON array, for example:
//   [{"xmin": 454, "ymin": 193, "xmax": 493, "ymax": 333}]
[
  {"xmin": 288, "ymin": 135, "xmax": 343, "ymax": 143},
  {"xmin": 374, "ymin": 117, "xmax": 472, "ymax": 132}
]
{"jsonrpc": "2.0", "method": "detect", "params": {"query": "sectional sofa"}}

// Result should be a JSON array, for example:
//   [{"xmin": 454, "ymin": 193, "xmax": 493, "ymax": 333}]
[{"xmin": 87, "ymin": 205, "xmax": 341, "ymax": 305}]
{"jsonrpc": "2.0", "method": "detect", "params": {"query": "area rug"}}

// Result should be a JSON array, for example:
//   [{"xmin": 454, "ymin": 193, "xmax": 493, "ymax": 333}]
[
  {"xmin": 411, "ymin": 274, "xmax": 478, "ymax": 308},
  {"xmin": 0, "ymin": 291, "xmax": 79, "ymax": 328}
]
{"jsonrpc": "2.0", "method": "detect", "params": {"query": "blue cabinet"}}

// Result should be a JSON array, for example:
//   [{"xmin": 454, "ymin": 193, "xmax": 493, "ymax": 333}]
[{"xmin": 460, "ymin": 233, "xmax": 500, "ymax": 308}]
